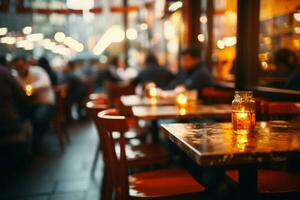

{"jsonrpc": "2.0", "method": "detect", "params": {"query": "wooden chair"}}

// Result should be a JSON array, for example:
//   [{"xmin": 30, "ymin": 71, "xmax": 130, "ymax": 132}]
[
  {"xmin": 105, "ymin": 81, "xmax": 135, "ymax": 107},
  {"xmin": 86, "ymin": 100, "xmax": 109, "ymax": 177},
  {"xmin": 202, "ymin": 87, "xmax": 234, "ymax": 104},
  {"xmin": 97, "ymin": 109, "xmax": 205, "ymax": 200},
  {"xmin": 52, "ymin": 85, "xmax": 70, "ymax": 151},
  {"xmin": 86, "ymin": 101, "xmax": 169, "ymax": 177},
  {"xmin": 226, "ymin": 170, "xmax": 300, "ymax": 196},
  {"xmin": 105, "ymin": 81, "xmax": 147, "ymax": 134}
]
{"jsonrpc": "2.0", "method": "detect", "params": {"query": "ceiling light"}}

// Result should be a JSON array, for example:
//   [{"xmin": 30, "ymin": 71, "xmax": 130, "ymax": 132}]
[
  {"xmin": 54, "ymin": 32, "xmax": 66, "ymax": 43},
  {"xmin": 22, "ymin": 26, "xmax": 32, "ymax": 35},
  {"xmin": 126, "ymin": 28, "xmax": 138, "ymax": 40},
  {"xmin": 0, "ymin": 27, "xmax": 8, "ymax": 36},
  {"xmin": 168, "ymin": 1, "xmax": 182, "ymax": 12}
]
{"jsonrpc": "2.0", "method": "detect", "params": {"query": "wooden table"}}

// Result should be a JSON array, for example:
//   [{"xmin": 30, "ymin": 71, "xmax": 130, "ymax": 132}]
[
  {"xmin": 120, "ymin": 95, "xmax": 177, "ymax": 107},
  {"xmin": 161, "ymin": 121, "xmax": 300, "ymax": 200},
  {"xmin": 132, "ymin": 104, "xmax": 231, "ymax": 142},
  {"xmin": 132, "ymin": 104, "xmax": 232, "ymax": 120}
]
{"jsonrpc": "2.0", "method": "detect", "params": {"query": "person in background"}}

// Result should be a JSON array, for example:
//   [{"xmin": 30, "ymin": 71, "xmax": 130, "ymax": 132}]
[
  {"xmin": 285, "ymin": 62, "xmax": 300, "ymax": 90},
  {"xmin": 170, "ymin": 46, "xmax": 214, "ymax": 97},
  {"xmin": 0, "ymin": 55, "xmax": 7, "ymax": 69},
  {"xmin": 274, "ymin": 48, "xmax": 298, "ymax": 78},
  {"xmin": 97, "ymin": 56, "xmax": 122, "ymax": 85},
  {"xmin": 0, "ymin": 62, "xmax": 31, "ymax": 136},
  {"xmin": 63, "ymin": 61, "xmax": 86, "ymax": 121},
  {"xmin": 132, "ymin": 52, "xmax": 175, "ymax": 88},
  {"xmin": 38, "ymin": 57, "xmax": 58, "ymax": 86},
  {"xmin": 115, "ymin": 57, "xmax": 137, "ymax": 81},
  {"xmin": 14, "ymin": 56, "xmax": 55, "ymax": 150}
]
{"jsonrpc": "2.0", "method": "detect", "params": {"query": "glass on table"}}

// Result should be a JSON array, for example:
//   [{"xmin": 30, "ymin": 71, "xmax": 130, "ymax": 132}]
[{"xmin": 232, "ymin": 91, "xmax": 256, "ymax": 134}]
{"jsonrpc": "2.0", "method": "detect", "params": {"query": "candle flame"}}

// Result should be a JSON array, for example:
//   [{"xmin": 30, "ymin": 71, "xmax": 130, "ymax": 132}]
[
  {"xmin": 25, "ymin": 85, "xmax": 33, "ymax": 96},
  {"xmin": 149, "ymin": 87, "xmax": 157, "ymax": 97},
  {"xmin": 176, "ymin": 93, "xmax": 188, "ymax": 107},
  {"xmin": 236, "ymin": 112, "xmax": 248, "ymax": 119}
]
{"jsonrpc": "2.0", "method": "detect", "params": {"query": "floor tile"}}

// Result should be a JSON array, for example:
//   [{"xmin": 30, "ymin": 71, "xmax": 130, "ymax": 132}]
[
  {"xmin": 55, "ymin": 180, "xmax": 90, "ymax": 193},
  {"xmin": 16, "ymin": 195, "xmax": 49, "ymax": 200},
  {"xmin": 49, "ymin": 192, "xmax": 85, "ymax": 200},
  {"xmin": 86, "ymin": 190, "xmax": 100, "ymax": 200}
]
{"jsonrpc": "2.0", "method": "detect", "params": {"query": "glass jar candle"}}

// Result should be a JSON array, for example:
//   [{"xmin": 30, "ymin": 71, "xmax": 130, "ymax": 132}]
[
  {"xmin": 232, "ymin": 91, "xmax": 256, "ymax": 134},
  {"xmin": 145, "ymin": 82, "xmax": 157, "ymax": 98},
  {"xmin": 25, "ymin": 85, "xmax": 33, "ymax": 96},
  {"xmin": 176, "ymin": 93, "xmax": 188, "ymax": 108}
]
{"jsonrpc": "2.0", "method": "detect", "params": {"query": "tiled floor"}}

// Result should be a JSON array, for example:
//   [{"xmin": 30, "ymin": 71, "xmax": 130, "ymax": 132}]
[{"xmin": 0, "ymin": 121, "xmax": 102, "ymax": 200}]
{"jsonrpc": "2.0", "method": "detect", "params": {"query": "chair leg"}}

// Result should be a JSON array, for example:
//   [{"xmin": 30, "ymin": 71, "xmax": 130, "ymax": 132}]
[
  {"xmin": 91, "ymin": 143, "xmax": 101, "ymax": 178},
  {"xmin": 101, "ymin": 168, "xmax": 113, "ymax": 200}
]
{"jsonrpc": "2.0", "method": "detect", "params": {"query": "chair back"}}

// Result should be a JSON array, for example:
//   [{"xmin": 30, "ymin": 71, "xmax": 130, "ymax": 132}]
[
  {"xmin": 97, "ymin": 109, "xmax": 129, "ymax": 200},
  {"xmin": 105, "ymin": 81, "xmax": 135, "ymax": 107},
  {"xmin": 85, "ymin": 100, "xmax": 108, "ymax": 121},
  {"xmin": 89, "ymin": 93, "xmax": 109, "ymax": 102},
  {"xmin": 53, "ymin": 85, "xmax": 68, "ymax": 123}
]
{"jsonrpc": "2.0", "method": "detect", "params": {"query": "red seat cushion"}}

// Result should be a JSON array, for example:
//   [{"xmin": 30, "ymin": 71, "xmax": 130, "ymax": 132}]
[
  {"xmin": 226, "ymin": 169, "xmax": 300, "ymax": 194},
  {"xmin": 129, "ymin": 168, "xmax": 205, "ymax": 198}
]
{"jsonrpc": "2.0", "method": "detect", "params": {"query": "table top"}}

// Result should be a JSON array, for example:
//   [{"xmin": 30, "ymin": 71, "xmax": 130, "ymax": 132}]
[
  {"xmin": 161, "ymin": 121, "xmax": 300, "ymax": 166},
  {"xmin": 132, "ymin": 104, "xmax": 232, "ymax": 120},
  {"xmin": 121, "ymin": 95, "xmax": 177, "ymax": 107}
]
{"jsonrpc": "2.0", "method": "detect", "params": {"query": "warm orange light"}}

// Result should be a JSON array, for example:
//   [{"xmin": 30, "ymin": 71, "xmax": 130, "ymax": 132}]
[
  {"xmin": 232, "ymin": 108, "xmax": 255, "ymax": 134},
  {"xmin": 150, "ymin": 97, "xmax": 157, "ymax": 106},
  {"xmin": 145, "ymin": 82, "xmax": 157, "ymax": 98},
  {"xmin": 149, "ymin": 87, "xmax": 157, "ymax": 98},
  {"xmin": 176, "ymin": 93, "xmax": 188, "ymax": 108},
  {"xmin": 236, "ymin": 134, "xmax": 248, "ymax": 151},
  {"xmin": 25, "ymin": 85, "xmax": 33, "ymax": 96},
  {"xmin": 236, "ymin": 111, "xmax": 248, "ymax": 120},
  {"xmin": 179, "ymin": 108, "xmax": 187, "ymax": 115}
]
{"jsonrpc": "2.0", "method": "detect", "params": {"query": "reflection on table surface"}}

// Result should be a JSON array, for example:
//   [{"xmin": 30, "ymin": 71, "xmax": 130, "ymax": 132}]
[{"xmin": 162, "ymin": 121, "xmax": 300, "ymax": 166}]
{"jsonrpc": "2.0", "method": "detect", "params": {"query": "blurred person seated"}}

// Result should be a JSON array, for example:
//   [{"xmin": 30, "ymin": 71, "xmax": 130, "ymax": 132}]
[
  {"xmin": 97, "ymin": 56, "xmax": 122, "ymax": 85},
  {"xmin": 285, "ymin": 62, "xmax": 300, "ymax": 90},
  {"xmin": 169, "ymin": 46, "xmax": 214, "ymax": 98},
  {"xmin": 63, "ymin": 61, "xmax": 86, "ymax": 121},
  {"xmin": 97, "ymin": 56, "xmax": 137, "ymax": 85},
  {"xmin": 14, "ymin": 56, "xmax": 55, "ymax": 150},
  {"xmin": 132, "ymin": 52, "xmax": 175, "ymax": 88},
  {"xmin": 0, "ymin": 64, "xmax": 31, "ymax": 136},
  {"xmin": 273, "ymin": 48, "xmax": 298, "ymax": 77},
  {"xmin": 0, "ymin": 55, "xmax": 8, "ymax": 69},
  {"xmin": 38, "ymin": 57, "xmax": 58, "ymax": 86},
  {"xmin": 115, "ymin": 57, "xmax": 137, "ymax": 81}
]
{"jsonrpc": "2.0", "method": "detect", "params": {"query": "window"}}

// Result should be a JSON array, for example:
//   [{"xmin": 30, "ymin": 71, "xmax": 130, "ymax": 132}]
[
  {"xmin": 258, "ymin": 0, "xmax": 300, "ymax": 89},
  {"xmin": 211, "ymin": 0, "xmax": 237, "ymax": 82}
]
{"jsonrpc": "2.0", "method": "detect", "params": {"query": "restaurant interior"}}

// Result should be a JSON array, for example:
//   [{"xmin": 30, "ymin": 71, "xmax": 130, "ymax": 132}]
[{"xmin": 0, "ymin": 0, "xmax": 300, "ymax": 199}]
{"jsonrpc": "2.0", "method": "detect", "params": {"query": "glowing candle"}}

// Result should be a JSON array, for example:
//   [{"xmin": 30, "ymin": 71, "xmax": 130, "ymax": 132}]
[
  {"xmin": 176, "ymin": 93, "xmax": 188, "ymax": 108},
  {"xmin": 149, "ymin": 87, "xmax": 157, "ymax": 98},
  {"xmin": 179, "ymin": 108, "xmax": 187, "ymax": 115},
  {"xmin": 232, "ymin": 108, "xmax": 255, "ymax": 134},
  {"xmin": 145, "ymin": 82, "xmax": 157, "ymax": 98},
  {"xmin": 232, "ymin": 91, "xmax": 256, "ymax": 134},
  {"xmin": 25, "ymin": 85, "xmax": 33, "ymax": 96}
]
